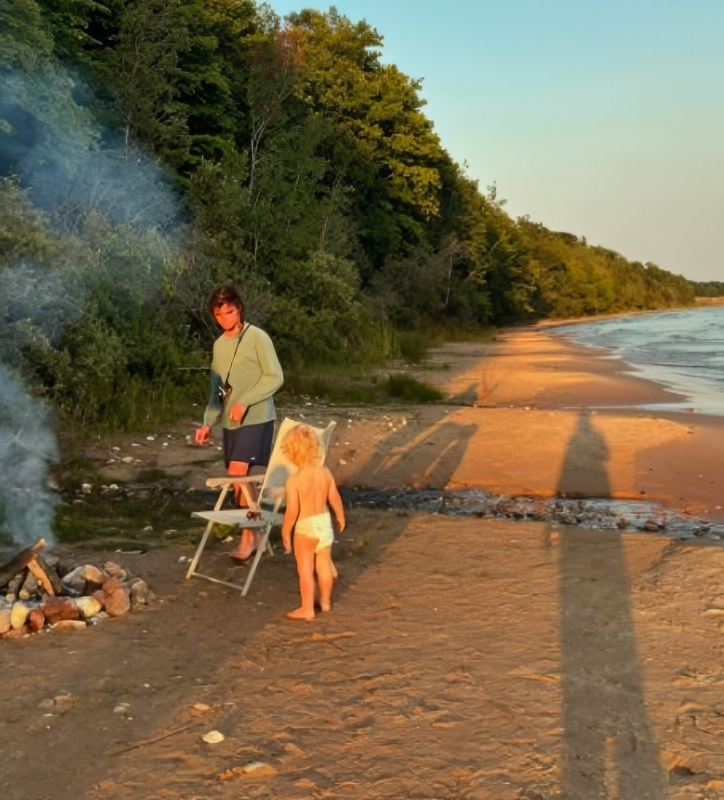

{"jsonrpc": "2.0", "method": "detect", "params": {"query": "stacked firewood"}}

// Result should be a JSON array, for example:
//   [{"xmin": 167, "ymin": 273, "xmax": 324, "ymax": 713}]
[{"xmin": 0, "ymin": 539, "xmax": 153, "ymax": 639}]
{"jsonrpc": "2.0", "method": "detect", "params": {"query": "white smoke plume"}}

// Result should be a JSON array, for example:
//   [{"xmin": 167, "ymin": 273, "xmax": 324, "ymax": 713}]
[
  {"xmin": 0, "ymin": 58, "xmax": 183, "ymax": 548},
  {"xmin": 0, "ymin": 367, "xmax": 59, "ymax": 549}
]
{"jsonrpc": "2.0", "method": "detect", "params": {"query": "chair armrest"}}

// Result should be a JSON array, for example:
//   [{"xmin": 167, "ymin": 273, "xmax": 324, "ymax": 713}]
[{"xmin": 205, "ymin": 475, "xmax": 264, "ymax": 489}]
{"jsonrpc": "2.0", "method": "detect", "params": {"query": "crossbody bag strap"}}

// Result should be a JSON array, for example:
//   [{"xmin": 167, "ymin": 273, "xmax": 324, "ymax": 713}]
[{"xmin": 223, "ymin": 322, "xmax": 250, "ymax": 386}]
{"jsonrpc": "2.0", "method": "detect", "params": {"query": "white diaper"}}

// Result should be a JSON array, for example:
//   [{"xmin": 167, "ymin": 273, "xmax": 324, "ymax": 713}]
[{"xmin": 295, "ymin": 512, "xmax": 334, "ymax": 552}]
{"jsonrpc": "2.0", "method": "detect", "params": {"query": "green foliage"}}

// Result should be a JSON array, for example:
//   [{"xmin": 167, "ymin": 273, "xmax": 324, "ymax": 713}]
[
  {"xmin": 691, "ymin": 281, "xmax": 724, "ymax": 297},
  {"xmin": 397, "ymin": 331, "xmax": 428, "ymax": 364},
  {"xmin": 0, "ymin": 177, "xmax": 53, "ymax": 259},
  {"xmin": 384, "ymin": 374, "xmax": 442, "ymax": 403}
]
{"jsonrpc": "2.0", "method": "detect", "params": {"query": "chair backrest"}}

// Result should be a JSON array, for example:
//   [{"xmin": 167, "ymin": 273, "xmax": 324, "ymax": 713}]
[{"xmin": 259, "ymin": 418, "xmax": 336, "ymax": 506}]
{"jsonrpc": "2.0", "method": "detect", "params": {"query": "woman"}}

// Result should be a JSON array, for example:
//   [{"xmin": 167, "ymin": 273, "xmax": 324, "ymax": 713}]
[{"xmin": 194, "ymin": 285, "xmax": 284, "ymax": 559}]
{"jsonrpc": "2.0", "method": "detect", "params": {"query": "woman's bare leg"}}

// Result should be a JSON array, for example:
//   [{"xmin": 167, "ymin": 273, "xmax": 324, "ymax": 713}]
[
  {"xmin": 287, "ymin": 534, "xmax": 317, "ymax": 620},
  {"xmin": 227, "ymin": 460, "xmax": 259, "ymax": 559},
  {"xmin": 315, "ymin": 546, "xmax": 334, "ymax": 612}
]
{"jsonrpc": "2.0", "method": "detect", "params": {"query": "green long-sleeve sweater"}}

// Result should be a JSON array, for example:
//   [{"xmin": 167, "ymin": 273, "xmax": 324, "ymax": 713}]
[{"xmin": 203, "ymin": 325, "xmax": 284, "ymax": 429}]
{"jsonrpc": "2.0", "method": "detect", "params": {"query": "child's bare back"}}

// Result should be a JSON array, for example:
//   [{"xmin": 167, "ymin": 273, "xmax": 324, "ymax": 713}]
[{"xmin": 287, "ymin": 465, "xmax": 343, "ymax": 522}]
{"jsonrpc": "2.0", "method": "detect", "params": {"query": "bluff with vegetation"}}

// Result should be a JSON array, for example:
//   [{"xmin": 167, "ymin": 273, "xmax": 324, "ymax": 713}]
[{"xmin": 0, "ymin": 0, "xmax": 696, "ymax": 429}]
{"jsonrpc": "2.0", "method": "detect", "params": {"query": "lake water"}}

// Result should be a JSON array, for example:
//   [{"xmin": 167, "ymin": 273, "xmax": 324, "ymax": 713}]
[{"xmin": 549, "ymin": 306, "xmax": 724, "ymax": 415}]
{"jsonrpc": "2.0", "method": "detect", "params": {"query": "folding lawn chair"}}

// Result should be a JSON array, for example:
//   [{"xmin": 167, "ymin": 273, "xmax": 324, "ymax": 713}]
[{"xmin": 185, "ymin": 418, "xmax": 337, "ymax": 596}]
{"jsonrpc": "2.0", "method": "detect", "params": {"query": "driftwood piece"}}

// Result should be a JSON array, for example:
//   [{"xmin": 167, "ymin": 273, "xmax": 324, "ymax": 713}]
[
  {"xmin": 0, "ymin": 539, "xmax": 46, "ymax": 590},
  {"xmin": 27, "ymin": 558, "xmax": 55, "ymax": 596},
  {"xmin": 35, "ymin": 555, "xmax": 63, "ymax": 595}
]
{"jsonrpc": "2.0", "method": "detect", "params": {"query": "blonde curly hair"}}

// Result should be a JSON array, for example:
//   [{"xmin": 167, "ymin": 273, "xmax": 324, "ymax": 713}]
[{"xmin": 282, "ymin": 424, "xmax": 322, "ymax": 469}]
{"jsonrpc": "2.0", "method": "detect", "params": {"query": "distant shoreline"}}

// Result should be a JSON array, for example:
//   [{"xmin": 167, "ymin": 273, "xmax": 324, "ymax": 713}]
[{"xmin": 534, "ymin": 301, "xmax": 717, "ymax": 331}]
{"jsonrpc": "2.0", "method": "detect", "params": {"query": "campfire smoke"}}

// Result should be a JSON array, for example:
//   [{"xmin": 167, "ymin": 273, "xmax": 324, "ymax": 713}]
[
  {"xmin": 0, "ymin": 368, "xmax": 58, "ymax": 549},
  {"xmin": 0, "ymin": 56, "xmax": 183, "ymax": 548}
]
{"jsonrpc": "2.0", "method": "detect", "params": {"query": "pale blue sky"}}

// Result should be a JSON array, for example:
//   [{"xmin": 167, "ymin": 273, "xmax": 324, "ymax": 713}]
[{"xmin": 271, "ymin": 0, "xmax": 724, "ymax": 281}]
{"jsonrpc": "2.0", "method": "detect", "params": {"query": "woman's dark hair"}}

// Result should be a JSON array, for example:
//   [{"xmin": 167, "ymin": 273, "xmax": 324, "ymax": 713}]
[{"xmin": 207, "ymin": 285, "xmax": 244, "ymax": 320}]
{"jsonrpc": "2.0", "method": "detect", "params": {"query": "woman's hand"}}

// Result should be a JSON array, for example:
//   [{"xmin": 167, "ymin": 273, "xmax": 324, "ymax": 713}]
[
  {"xmin": 228, "ymin": 402, "xmax": 245, "ymax": 423},
  {"xmin": 194, "ymin": 425, "xmax": 210, "ymax": 445}
]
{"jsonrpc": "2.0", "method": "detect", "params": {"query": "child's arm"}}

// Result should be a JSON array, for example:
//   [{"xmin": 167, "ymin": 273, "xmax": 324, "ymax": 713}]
[
  {"xmin": 281, "ymin": 478, "xmax": 299, "ymax": 553},
  {"xmin": 325, "ymin": 468, "xmax": 346, "ymax": 531}
]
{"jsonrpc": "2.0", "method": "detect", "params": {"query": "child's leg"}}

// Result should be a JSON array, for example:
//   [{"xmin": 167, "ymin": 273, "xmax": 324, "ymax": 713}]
[
  {"xmin": 286, "ymin": 533, "xmax": 318, "ymax": 620},
  {"xmin": 315, "ymin": 546, "xmax": 335, "ymax": 612}
]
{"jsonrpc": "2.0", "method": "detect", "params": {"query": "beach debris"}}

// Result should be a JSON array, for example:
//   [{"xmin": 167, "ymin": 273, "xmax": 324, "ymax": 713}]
[
  {"xmin": 202, "ymin": 730, "xmax": 225, "ymax": 744},
  {"xmin": 219, "ymin": 762, "xmax": 278, "ymax": 780}
]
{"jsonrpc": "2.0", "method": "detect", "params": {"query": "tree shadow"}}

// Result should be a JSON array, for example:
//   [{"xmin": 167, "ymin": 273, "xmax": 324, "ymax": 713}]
[
  {"xmin": 347, "ymin": 413, "xmax": 478, "ymax": 490},
  {"xmin": 557, "ymin": 413, "xmax": 665, "ymax": 798}
]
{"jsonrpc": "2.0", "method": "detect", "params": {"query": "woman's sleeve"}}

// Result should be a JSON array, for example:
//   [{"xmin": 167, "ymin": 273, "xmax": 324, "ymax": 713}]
[
  {"xmin": 203, "ymin": 369, "xmax": 224, "ymax": 427},
  {"xmin": 235, "ymin": 329, "xmax": 284, "ymax": 409}
]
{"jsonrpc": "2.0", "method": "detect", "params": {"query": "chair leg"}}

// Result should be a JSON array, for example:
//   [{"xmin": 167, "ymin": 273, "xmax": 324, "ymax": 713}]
[
  {"xmin": 186, "ymin": 519, "xmax": 215, "ymax": 580},
  {"xmin": 242, "ymin": 523, "xmax": 271, "ymax": 596},
  {"xmin": 185, "ymin": 484, "xmax": 230, "ymax": 581}
]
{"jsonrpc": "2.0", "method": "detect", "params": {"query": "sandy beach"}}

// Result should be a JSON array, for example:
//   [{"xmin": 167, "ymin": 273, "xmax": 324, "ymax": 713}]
[
  {"xmin": 336, "ymin": 327, "xmax": 724, "ymax": 521},
  {"xmin": 3, "ymin": 324, "xmax": 724, "ymax": 798}
]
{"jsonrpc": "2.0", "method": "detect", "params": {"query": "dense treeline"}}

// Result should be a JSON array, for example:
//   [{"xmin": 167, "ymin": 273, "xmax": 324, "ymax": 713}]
[
  {"xmin": 0, "ymin": 0, "xmax": 696, "ymax": 428},
  {"xmin": 691, "ymin": 281, "xmax": 724, "ymax": 297}
]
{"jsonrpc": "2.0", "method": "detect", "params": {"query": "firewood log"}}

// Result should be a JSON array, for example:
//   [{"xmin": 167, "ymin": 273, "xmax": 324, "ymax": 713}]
[
  {"xmin": 0, "ymin": 539, "xmax": 46, "ymax": 590},
  {"xmin": 35, "ymin": 555, "xmax": 63, "ymax": 595},
  {"xmin": 27, "ymin": 559, "xmax": 55, "ymax": 596}
]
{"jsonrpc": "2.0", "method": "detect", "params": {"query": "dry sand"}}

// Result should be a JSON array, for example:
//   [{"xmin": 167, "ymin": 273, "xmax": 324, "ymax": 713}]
[{"xmin": 3, "ymin": 325, "xmax": 724, "ymax": 798}]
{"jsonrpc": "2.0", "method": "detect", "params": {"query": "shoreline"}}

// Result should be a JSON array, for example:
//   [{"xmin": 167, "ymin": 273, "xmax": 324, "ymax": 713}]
[{"xmin": 334, "ymin": 327, "xmax": 724, "ymax": 523}]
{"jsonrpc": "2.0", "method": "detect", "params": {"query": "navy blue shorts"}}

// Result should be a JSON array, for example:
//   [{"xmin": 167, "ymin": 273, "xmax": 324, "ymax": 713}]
[{"xmin": 223, "ymin": 421, "xmax": 275, "ymax": 469}]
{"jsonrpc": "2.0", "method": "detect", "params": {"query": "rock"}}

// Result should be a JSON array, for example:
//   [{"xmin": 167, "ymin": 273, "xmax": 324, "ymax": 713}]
[
  {"xmin": 62, "ymin": 566, "xmax": 87, "ymax": 593},
  {"xmin": 42, "ymin": 596, "xmax": 80, "ymax": 623},
  {"xmin": 75, "ymin": 596, "xmax": 102, "ymax": 619},
  {"xmin": 55, "ymin": 558, "xmax": 77, "ymax": 578},
  {"xmin": 201, "ymin": 730, "xmax": 225, "ymax": 744},
  {"xmin": 10, "ymin": 602, "xmax": 30, "ymax": 629},
  {"xmin": 6, "ymin": 573, "xmax": 23, "ymax": 595},
  {"xmin": 88, "ymin": 611, "xmax": 109, "ymax": 624},
  {"xmin": 104, "ymin": 585, "xmax": 130, "ymax": 618},
  {"xmin": 28, "ymin": 608, "xmax": 45, "ymax": 632},
  {"xmin": 4, "ymin": 625, "xmax": 28, "ymax": 639},
  {"xmin": 82, "ymin": 565, "xmax": 105, "ymax": 589},
  {"xmin": 0, "ymin": 608, "xmax": 11, "ymax": 634},
  {"xmin": 52, "ymin": 693, "xmax": 76, "ymax": 712},
  {"xmin": 129, "ymin": 578, "xmax": 152, "ymax": 609},
  {"xmin": 19, "ymin": 571, "xmax": 38, "ymax": 600},
  {"xmin": 4, "ymin": 593, "xmax": 16, "ymax": 605},
  {"xmin": 102, "ymin": 577, "xmax": 123, "ymax": 594},
  {"xmin": 43, "ymin": 554, "xmax": 60, "ymax": 568},
  {"xmin": 642, "ymin": 520, "xmax": 660, "ymax": 532},
  {"xmin": 53, "ymin": 620, "xmax": 86, "ymax": 632},
  {"xmin": 91, "ymin": 589, "xmax": 106, "ymax": 609},
  {"xmin": 103, "ymin": 561, "xmax": 127, "ymax": 581}
]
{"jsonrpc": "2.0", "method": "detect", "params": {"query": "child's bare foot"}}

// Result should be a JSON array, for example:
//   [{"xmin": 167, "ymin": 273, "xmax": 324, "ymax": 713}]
[{"xmin": 285, "ymin": 607, "xmax": 315, "ymax": 621}]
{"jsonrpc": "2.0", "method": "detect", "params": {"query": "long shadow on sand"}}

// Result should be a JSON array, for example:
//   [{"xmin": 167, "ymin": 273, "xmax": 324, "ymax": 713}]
[
  {"xmin": 347, "ymin": 411, "xmax": 478, "ymax": 491},
  {"xmin": 557, "ymin": 413, "xmax": 665, "ymax": 798}
]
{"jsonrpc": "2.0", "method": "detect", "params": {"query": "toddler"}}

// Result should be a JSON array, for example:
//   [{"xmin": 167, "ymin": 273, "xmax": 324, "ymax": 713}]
[{"xmin": 281, "ymin": 424, "xmax": 345, "ymax": 620}]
